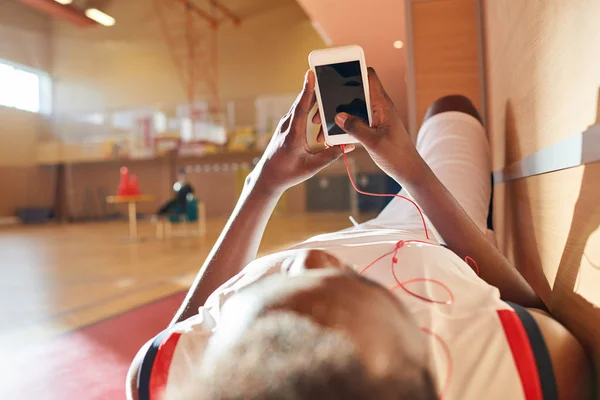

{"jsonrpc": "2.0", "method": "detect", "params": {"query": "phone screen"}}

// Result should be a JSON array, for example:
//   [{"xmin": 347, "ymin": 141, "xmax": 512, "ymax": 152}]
[{"xmin": 315, "ymin": 61, "xmax": 369, "ymax": 136}]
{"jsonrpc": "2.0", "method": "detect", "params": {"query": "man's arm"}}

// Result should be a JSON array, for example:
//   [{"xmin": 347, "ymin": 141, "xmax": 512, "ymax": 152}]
[
  {"xmin": 128, "ymin": 71, "xmax": 347, "ymax": 399},
  {"xmin": 335, "ymin": 68, "xmax": 544, "ymax": 309},
  {"xmin": 170, "ymin": 181, "xmax": 281, "ymax": 324},
  {"xmin": 170, "ymin": 71, "xmax": 346, "ymax": 325},
  {"xmin": 396, "ymin": 157, "xmax": 544, "ymax": 308}
]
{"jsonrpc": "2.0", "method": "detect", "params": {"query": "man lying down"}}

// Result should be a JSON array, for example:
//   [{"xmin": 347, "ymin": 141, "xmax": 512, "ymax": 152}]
[{"xmin": 127, "ymin": 69, "xmax": 593, "ymax": 400}]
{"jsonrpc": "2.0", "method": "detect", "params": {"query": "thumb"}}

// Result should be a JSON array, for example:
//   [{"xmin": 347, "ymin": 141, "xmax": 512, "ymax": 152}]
[
  {"xmin": 335, "ymin": 113, "xmax": 375, "ymax": 145},
  {"xmin": 306, "ymin": 144, "xmax": 354, "ymax": 172}
]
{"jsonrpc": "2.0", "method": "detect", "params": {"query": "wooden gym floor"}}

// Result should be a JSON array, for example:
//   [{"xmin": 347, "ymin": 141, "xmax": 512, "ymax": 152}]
[{"xmin": 0, "ymin": 213, "xmax": 355, "ymax": 364}]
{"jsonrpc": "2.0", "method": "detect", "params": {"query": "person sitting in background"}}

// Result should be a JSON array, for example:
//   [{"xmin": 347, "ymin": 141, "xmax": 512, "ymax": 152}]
[
  {"xmin": 157, "ymin": 169, "xmax": 195, "ymax": 217},
  {"xmin": 127, "ymin": 69, "xmax": 593, "ymax": 400}
]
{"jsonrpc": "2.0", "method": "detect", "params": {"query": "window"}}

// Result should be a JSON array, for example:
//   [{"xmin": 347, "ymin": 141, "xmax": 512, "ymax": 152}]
[{"xmin": 0, "ymin": 60, "xmax": 52, "ymax": 115}]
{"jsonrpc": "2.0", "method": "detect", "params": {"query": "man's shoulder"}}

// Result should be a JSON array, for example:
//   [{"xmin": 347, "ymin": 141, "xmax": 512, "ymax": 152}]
[
  {"xmin": 126, "ymin": 316, "xmax": 213, "ymax": 400},
  {"xmin": 126, "ymin": 339, "xmax": 152, "ymax": 400},
  {"xmin": 526, "ymin": 308, "xmax": 594, "ymax": 400}
]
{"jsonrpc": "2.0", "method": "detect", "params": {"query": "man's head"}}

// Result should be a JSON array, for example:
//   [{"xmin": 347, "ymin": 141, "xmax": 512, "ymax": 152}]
[{"xmin": 169, "ymin": 249, "xmax": 436, "ymax": 400}]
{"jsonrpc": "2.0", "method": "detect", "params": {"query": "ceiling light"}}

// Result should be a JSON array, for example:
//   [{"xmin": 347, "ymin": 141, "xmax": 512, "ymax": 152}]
[
  {"xmin": 393, "ymin": 40, "xmax": 404, "ymax": 49},
  {"xmin": 55, "ymin": 0, "xmax": 73, "ymax": 4},
  {"xmin": 85, "ymin": 8, "xmax": 116, "ymax": 26}
]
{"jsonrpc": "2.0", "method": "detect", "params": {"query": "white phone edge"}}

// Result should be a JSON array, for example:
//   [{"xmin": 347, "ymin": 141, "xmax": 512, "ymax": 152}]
[{"xmin": 308, "ymin": 45, "xmax": 372, "ymax": 146}]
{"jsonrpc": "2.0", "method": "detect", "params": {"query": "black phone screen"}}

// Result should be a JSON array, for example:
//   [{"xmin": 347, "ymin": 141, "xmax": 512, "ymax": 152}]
[{"xmin": 315, "ymin": 61, "xmax": 369, "ymax": 136}]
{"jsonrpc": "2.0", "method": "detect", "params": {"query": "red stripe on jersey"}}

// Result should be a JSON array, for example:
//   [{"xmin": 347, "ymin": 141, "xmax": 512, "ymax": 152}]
[
  {"xmin": 149, "ymin": 332, "xmax": 182, "ymax": 400},
  {"xmin": 497, "ymin": 310, "xmax": 543, "ymax": 400}
]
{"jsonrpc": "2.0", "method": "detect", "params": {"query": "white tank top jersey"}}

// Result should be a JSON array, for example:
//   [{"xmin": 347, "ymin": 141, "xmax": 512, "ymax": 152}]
[{"xmin": 137, "ymin": 228, "xmax": 549, "ymax": 400}]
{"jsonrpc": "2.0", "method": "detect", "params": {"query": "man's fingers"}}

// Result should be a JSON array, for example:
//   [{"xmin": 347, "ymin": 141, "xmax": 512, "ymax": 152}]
[
  {"xmin": 367, "ymin": 67, "xmax": 392, "ymax": 103},
  {"xmin": 294, "ymin": 70, "xmax": 316, "ymax": 116},
  {"xmin": 276, "ymin": 112, "xmax": 292, "ymax": 133},
  {"xmin": 286, "ymin": 70, "xmax": 316, "ymax": 138},
  {"xmin": 367, "ymin": 67, "xmax": 384, "ymax": 95},
  {"xmin": 312, "ymin": 109, "xmax": 321, "ymax": 124},
  {"xmin": 335, "ymin": 113, "xmax": 375, "ymax": 146},
  {"xmin": 316, "ymin": 126, "xmax": 324, "ymax": 143},
  {"xmin": 306, "ymin": 144, "xmax": 353, "ymax": 171}
]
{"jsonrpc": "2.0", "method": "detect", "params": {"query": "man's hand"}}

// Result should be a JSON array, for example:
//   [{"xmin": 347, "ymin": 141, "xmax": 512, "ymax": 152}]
[
  {"xmin": 252, "ymin": 70, "xmax": 354, "ymax": 195},
  {"xmin": 170, "ymin": 71, "xmax": 355, "ymax": 325},
  {"xmin": 325, "ymin": 68, "xmax": 543, "ymax": 308},
  {"xmin": 329, "ymin": 67, "xmax": 421, "ymax": 185}
]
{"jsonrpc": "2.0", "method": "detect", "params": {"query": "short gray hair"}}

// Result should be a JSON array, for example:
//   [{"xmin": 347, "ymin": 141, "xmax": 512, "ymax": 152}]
[{"xmin": 166, "ymin": 312, "xmax": 436, "ymax": 400}]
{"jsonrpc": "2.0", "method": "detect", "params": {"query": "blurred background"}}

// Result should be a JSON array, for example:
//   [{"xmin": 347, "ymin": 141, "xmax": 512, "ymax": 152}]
[
  {"xmin": 1, "ymin": 0, "xmax": 599, "ymax": 398},
  {"xmin": 0, "ymin": 0, "xmax": 410, "ymax": 222}
]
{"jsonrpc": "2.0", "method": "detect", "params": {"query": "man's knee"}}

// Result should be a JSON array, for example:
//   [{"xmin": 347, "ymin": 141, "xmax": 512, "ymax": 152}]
[{"xmin": 423, "ymin": 95, "xmax": 483, "ymax": 126}]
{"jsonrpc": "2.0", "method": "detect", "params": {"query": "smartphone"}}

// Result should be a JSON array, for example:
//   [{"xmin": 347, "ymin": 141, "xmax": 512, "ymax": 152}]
[{"xmin": 309, "ymin": 45, "xmax": 372, "ymax": 146}]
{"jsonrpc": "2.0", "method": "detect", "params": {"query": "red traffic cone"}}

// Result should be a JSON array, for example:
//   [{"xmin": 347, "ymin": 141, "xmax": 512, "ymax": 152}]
[
  {"xmin": 129, "ymin": 174, "xmax": 140, "ymax": 195},
  {"xmin": 118, "ymin": 167, "xmax": 130, "ymax": 196}
]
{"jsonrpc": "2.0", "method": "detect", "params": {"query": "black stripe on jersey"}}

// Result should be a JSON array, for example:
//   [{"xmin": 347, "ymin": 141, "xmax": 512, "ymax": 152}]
[
  {"xmin": 507, "ymin": 302, "xmax": 558, "ymax": 400},
  {"xmin": 138, "ymin": 330, "xmax": 169, "ymax": 400}
]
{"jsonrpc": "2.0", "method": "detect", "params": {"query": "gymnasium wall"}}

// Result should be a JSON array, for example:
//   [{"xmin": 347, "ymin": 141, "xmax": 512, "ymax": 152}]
[
  {"xmin": 0, "ymin": 107, "xmax": 56, "ymax": 218},
  {"xmin": 43, "ymin": 1, "xmax": 326, "ymax": 220},
  {"xmin": 62, "ymin": 148, "xmax": 380, "ymax": 220},
  {"xmin": 0, "ymin": 0, "xmax": 52, "ymax": 159},
  {"xmin": 51, "ymin": 2, "xmax": 324, "ymax": 117},
  {"xmin": 0, "ymin": 0, "xmax": 52, "ymax": 71},
  {"xmin": 0, "ymin": 1, "xmax": 326, "ymax": 219},
  {"xmin": 0, "ymin": 1, "xmax": 55, "ymax": 219},
  {"xmin": 483, "ymin": 0, "xmax": 600, "ymax": 379}
]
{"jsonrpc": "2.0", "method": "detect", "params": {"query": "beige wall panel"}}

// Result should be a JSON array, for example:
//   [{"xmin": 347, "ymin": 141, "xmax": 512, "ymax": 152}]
[
  {"xmin": 0, "ymin": 107, "xmax": 40, "ymax": 166},
  {"xmin": 484, "ymin": 0, "xmax": 600, "ymax": 380},
  {"xmin": 0, "ymin": 166, "xmax": 56, "ymax": 217},
  {"xmin": 484, "ymin": 0, "xmax": 600, "ymax": 171},
  {"xmin": 408, "ymin": 0, "xmax": 481, "ymax": 131}
]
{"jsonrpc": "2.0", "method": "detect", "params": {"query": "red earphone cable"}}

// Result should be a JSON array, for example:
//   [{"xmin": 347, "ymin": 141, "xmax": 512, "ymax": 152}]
[
  {"xmin": 464, "ymin": 256, "xmax": 480, "ymax": 276},
  {"xmin": 340, "ymin": 145, "xmax": 480, "ymax": 277},
  {"xmin": 340, "ymin": 145, "xmax": 465, "ymax": 399},
  {"xmin": 340, "ymin": 144, "xmax": 430, "ymax": 240},
  {"xmin": 361, "ymin": 240, "xmax": 455, "ymax": 305}
]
